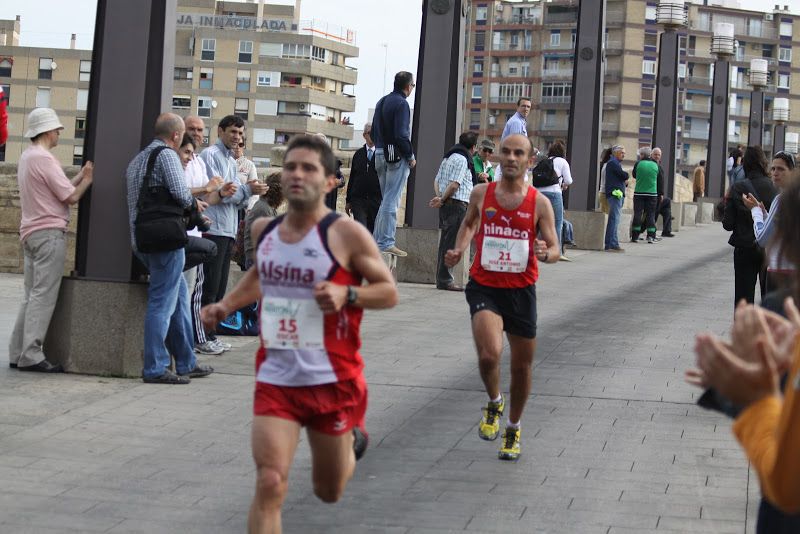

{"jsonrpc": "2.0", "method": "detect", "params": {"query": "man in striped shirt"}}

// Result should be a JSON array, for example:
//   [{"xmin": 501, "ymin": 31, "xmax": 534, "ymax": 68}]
[{"xmin": 429, "ymin": 131, "xmax": 478, "ymax": 291}]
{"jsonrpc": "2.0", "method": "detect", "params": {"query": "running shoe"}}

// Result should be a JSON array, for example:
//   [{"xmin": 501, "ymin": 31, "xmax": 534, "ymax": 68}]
[
  {"xmin": 478, "ymin": 396, "xmax": 505, "ymax": 441},
  {"xmin": 498, "ymin": 427, "xmax": 521, "ymax": 461},
  {"xmin": 353, "ymin": 426, "xmax": 369, "ymax": 461},
  {"xmin": 211, "ymin": 339, "xmax": 232, "ymax": 351},
  {"xmin": 195, "ymin": 341, "xmax": 224, "ymax": 355}
]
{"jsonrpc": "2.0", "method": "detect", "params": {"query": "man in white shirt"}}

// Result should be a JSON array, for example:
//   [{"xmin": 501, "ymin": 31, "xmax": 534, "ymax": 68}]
[{"xmin": 502, "ymin": 98, "xmax": 531, "ymax": 140}]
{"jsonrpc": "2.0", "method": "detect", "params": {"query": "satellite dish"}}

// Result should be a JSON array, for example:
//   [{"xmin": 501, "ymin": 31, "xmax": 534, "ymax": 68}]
[{"xmin": 50, "ymin": 61, "xmax": 58, "ymax": 69}]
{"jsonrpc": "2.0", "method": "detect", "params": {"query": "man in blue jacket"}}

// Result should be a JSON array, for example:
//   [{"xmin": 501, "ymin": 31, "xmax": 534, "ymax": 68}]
[
  {"xmin": 371, "ymin": 71, "xmax": 416, "ymax": 257},
  {"xmin": 603, "ymin": 145, "xmax": 628, "ymax": 252}
]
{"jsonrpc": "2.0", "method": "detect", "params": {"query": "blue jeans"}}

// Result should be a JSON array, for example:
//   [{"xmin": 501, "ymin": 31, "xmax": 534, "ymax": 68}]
[
  {"xmin": 136, "ymin": 248, "xmax": 197, "ymax": 379},
  {"xmin": 373, "ymin": 150, "xmax": 410, "ymax": 250},
  {"xmin": 540, "ymin": 191, "xmax": 563, "ymax": 247},
  {"xmin": 604, "ymin": 195, "xmax": 623, "ymax": 249}
]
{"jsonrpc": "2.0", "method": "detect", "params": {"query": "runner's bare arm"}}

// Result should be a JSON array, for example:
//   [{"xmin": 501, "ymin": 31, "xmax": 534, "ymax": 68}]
[
  {"xmin": 534, "ymin": 192, "xmax": 560, "ymax": 263},
  {"xmin": 444, "ymin": 184, "xmax": 487, "ymax": 267},
  {"xmin": 200, "ymin": 217, "xmax": 269, "ymax": 329},
  {"xmin": 315, "ymin": 219, "xmax": 398, "ymax": 313}
]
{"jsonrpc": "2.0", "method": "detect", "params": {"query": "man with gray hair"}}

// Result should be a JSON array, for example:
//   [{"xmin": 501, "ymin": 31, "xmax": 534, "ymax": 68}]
[
  {"xmin": 345, "ymin": 123, "xmax": 382, "ymax": 233},
  {"xmin": 603, "ymin": 145, "xmax": 628, "ymax": 252},
  {"xmin": 631, "ymin": 146, "xmax": 660, "ymax": 243}
]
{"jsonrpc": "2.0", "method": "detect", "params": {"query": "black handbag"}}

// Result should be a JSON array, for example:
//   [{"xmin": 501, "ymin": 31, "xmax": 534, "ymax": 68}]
[{"xmin": 134, "ymin": 146, "xmax": 189, "ymax": 253}]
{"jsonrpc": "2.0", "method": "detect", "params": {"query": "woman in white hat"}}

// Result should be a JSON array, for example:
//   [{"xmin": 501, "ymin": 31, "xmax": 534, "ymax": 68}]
[{"xmin": 8, "ymin": 108, "xmax": 94, "ymax": 373}]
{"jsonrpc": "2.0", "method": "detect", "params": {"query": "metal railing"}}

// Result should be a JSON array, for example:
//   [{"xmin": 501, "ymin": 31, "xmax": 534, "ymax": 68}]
[
  {"xmin": 541, "ymin": 68, "xmax": 573, "ymax": 79},
  {"xmin": 492, "ymin": 43, "xmax": 533, "ymax": 51},
  {"xmin": 540, "ymin": 95, "xmax": 571, "ymax": 104},
  {"xmin": 539, "ymin": 120, "xmax": 570, "ymax": 131},
  {"xmin": 488, "ymin": 95, "xmax": 531, "ymax": 104},
  {"xmin": 494, "ymin": 15, "xmax": 540, "ymax": 25},
  {"xmin": 544, "ymin": 12, "xmax": 578, "ymax": 24},
  {"xmin": 684, "ymin": 76, "xmax": 712, "ymax": 86},
  {"xmin": 688, "ymin": 19, "xmax": 778, "ymax": 40},
  {"xmin": 543, "ymin": 41, "xmax": 575, "ymax": 50},
  {"xmin": 683, "ymin": 100, "xmax": 711, "ymax": 113}
]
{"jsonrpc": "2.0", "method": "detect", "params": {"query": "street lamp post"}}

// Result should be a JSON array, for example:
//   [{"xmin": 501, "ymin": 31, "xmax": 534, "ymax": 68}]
[
  {"xmin": 747, "ymin": 58, "xmax": 769, "ymax": 147},
  {"xmin": 772, "ymin": 97, "xmax": 789, "ymax": 154},
  {"xmin": 706, "ymin": 22, "xmax": 735, "ymax": 198}
]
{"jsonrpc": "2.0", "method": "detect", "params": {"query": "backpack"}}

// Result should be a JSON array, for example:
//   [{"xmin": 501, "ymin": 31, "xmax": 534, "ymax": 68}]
[
  {"xmin": 217, "ymin": 301, "xmax": 260, "ymax": 336},
  {"xmin": 531, "ymin": 156, "xmax": 560, "ymax": 188}
]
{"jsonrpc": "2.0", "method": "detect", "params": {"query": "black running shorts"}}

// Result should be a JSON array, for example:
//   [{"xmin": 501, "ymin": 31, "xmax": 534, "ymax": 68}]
[{"xmin": 464, "ymin": 279, "xmax": 537, "ymax": 338}]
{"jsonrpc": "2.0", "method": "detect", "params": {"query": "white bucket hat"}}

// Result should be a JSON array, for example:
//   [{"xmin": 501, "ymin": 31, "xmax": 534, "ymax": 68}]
[{"xmin": 24, "ymin": 108, "xmax": 64, "ymax": 138}]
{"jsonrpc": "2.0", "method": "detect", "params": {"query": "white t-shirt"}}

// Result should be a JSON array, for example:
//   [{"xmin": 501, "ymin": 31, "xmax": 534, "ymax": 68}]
[
  {"xmin": 536, "ymin": 156, "xmax": 573, "ymax": 194},
  {"xmin": 599, "ymin": 162, "xmax": 607, "ymax": 193},
  {"xmin": 184, "ymin": 155, "xmax": 209, "ymax": 237}
]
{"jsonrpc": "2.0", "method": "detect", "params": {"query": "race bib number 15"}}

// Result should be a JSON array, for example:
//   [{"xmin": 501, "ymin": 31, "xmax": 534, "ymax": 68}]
[{"xmin": 260, "ymin": 297, "xmax": 324, "ymax": 349}]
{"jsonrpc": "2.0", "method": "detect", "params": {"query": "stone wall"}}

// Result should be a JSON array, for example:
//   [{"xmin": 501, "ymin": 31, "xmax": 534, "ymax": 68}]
[{"xmin": 0, "ymin": 163, "xmax": 80, "ymax": 274}]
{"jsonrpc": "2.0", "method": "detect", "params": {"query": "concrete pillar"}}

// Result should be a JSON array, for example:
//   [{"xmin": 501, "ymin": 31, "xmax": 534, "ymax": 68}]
[
  {"xmin": 565, "ymin": 0, "xmax": 606, "ymax": 211},
  {"xmin": 774, "ymin": 124, "xmax": 786, "ymax": 153},
  {"xmin": 652, "ymin": 30, "xmax": 680, "ymax": 199},
  {"xmin": 748, "ymin": 90, "xmax": 765, "ymax": 147},
  {"xmin": 406, "ymin": 0, "xmax": 466, "ymax": 230},
  {"xmin": 706, "ymin": 59, "xmax": 730, "ymax": 198}
]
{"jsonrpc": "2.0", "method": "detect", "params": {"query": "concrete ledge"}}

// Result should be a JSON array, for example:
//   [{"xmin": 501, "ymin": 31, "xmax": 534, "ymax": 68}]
[
  {"xmin": 565, "ymin": 210, "xmax": 607, "ymax": 251},
  {"xmin": 393, "ymin": 226, "xmax": 468, "ymax": 285},
  {"xmin": 618, "ymin": 210, "xmax": 632, "ymax": 245},
  {"xmin": 45, "ymin": 277, "xmax": 147, "ymax": 378},
  {"xmin": 697, "ymin": 200, "xmax": 715, "ymax": 224},
  {"xmin": 682, "ymin": 203, "xmax": 698, "ymax": 226}
]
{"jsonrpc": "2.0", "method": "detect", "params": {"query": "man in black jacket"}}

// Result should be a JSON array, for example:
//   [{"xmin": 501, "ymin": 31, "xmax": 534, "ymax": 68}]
[{"xmin": 345, "ymin": 123, "xmax": 382, "ymax": 233}]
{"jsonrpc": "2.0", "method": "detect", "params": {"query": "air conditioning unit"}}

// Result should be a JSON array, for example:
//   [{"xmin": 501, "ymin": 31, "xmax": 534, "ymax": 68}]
[
  {"xmin": 496, "ymin": 3, "xmax": 503, "ymax": 11},
  {"xmin": 298, "ymin": 103, "xmax": 308, "ymax": 111},
  {"xmin": 765, "ymin": 13, "xmax": 774, "ymax": 21},
  {"xmin": 492, "ymin": 109, "xmax": 501, "ymax": 116},
  {"xmin": 313, "ymin": 76, "xmax": 323, "ymax": 84}
]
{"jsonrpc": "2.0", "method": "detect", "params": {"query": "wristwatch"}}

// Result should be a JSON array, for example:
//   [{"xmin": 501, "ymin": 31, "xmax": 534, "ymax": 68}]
[{"xmin": 346, "ymin": 285, "xmax": 358, "ymax": 305}]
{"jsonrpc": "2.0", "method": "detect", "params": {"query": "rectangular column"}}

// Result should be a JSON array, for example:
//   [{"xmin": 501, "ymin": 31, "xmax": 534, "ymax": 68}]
[
  {"xmin": 748, "ymin": 90, "xmax": 765, "ymax": 148},
  {"xmin": 652, "ymin": 30, "xmax": 680, "ymax": 200},
  {"xmin": 706, "ymin": 59, "xmax": 730, "ymax": 199},
  {"xmin": 774, "ymin": 124, "xmax": 786, "ymax": 153},
  {"xmin": 565, "ymin": 0, "xmax": 606, "ymax": 211}
]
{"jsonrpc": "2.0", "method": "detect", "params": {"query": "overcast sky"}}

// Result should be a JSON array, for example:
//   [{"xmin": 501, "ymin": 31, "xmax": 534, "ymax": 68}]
[{"xmin": 1, "ymin": 0, "xmax": 798, "ymax": 125}]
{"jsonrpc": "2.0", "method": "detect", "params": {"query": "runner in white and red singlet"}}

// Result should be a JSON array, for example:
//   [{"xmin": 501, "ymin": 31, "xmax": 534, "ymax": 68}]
[
  {"xmin": 201, "ymin": 134, "xmax": 397, "ymax": 533},
  {"xmin": 445, "ymin": 133, "xmax": 560, "ymax": 461}
]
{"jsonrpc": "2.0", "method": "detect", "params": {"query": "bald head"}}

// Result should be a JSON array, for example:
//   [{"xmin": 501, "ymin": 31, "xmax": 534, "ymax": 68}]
[
  {"xmin": 184, "ymin": 115, "xmax": 205, "ymax": 147},
  {"xmin": 651, "ymin": 147, "xmax": 662, "ymax": 163},
  {"xmin": 154, "ymin": 113, "xmax": 185, "ymax": 148},
  {"xmin": 499, "ymin": 134, "xmax": 535, "ymax": 181}
]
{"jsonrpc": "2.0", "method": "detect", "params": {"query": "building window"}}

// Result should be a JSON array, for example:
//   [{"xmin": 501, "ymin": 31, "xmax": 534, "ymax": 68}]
[
  {"xmin": 779, "ymin": 73, "xmax": 790, "ymax": 89},
  {"xmin": 641, "ymin": 85, "xmax": 655, "ymax": 102},
  {"xmin": 174, "ymin": 67, "xmax": 193, "ymax": 81},
  {"xmin": 645, "ymin": 5, "xmax": 656, "ymax": 21},
  {"xmin": 639, "ymin": 114, "xmax": 653, "ymax": 130},
  {"xmin": 475, "ymin": 32, "xmax": 485, "ymax": 51},
  {"xmin": 198, "ymin": 96, "xmax": 212, "ymax": 118},
  {"xmin": 172, "ymin": 95, "xmax": 191, "ymax": 109},
  {"xmin": 75, "ymin": 117, "xmax": 86, "ymax": 139},
  {"xmin": 282, "ymin": 74, "xmax": 302, "ymax": 86},
  {"xmin": 476, "ymin": 6, "xmax": 487, "ymax": 21},
  {"xmin": 780, "ymin": 21, "xmax": 792, "ymax": 37},
  {"xmin": 0, "ymin": 59, "xmax": 10, "ymax": 77},
  {"xmin": 541, "ymin": 82, "xmax": 571, "ymax": 102},
  {"xmin": 642, "ymin": 60, "xmax": 657, "ymax": 75},
  {"xmin": 678, "ymin": 63, "xmax": 686, "ymax": 78},
  {"xmin": 472, "ymin": 84, "xmax": 483, "ymax": 99},
  {"xmin": 282, "ymin": 43, "xmax": 310, "ymax": 59},
  {"xmin": 259, "ymin": 42, "xmax": 282, "ymax": 57},
  {"xmin": 311, "ymin": 46, "xmax": 327, "ymax": 62},
  {"xmin": 79, "ymin": 60, "xmax": 91, "ymax": 82},
  {"xmin": 201, "ymin": 39, "xmax": 215, "ymax": 61},
  {"xmin": 644, "ymin": 32, "xmax": 658, "ymax": 48},
  {"xmin": 38, "ymin": 57, "xmax": 53, "ymax": 80},
  {"xmin": 234, "ymin": 98, "xmax": 249, "ymax": 120},
  {"xmin": 550, "ymin": 31, "xmax": 560, "ymax": 47},
  {"xmin": 779, "ymin": 47, "xmax": 792, "ymax": 63},
  {"xmin": 239, "ymin": 41, "xmax": 253, "ymax": 63},
  {"xmin": 474, "ymin": 61, "xmax": 483, "ymax": 74},
  {"xmin": 255, "ymin": 99, "xmax": 278, "ymax": 116},
  {"xmin": 1, "ymin": 84, "xmax": 9, "ymax": 104},
  {"xmin": 199, "ymin": 67, "xmax": 213, "ymax": 90},
  {"xmin": 237, "ymin": 69, "xmax": 251, "ymax": 92},
  {"xmin": 253, "ymin": 128, "xmax": 276, "ymax": 144},
  {"xmin": 73, "ymin": 145, "xmax": 83, "ymax": 166},
  {"xmin": 36, "ymin": 87, "xmax": 50, "ymax": 108},
  {"xmin": 77, "ymin": 89, "xmax": 88, "ymax": 110},
  {"xmin": 257, "ymin": 71, "xmax": 280, "ymax": 87}
]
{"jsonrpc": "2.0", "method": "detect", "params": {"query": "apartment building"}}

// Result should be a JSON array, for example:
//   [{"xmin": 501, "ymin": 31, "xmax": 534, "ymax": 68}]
[
  {"xmin": 0, "ymin": 0, "xmax": 358, "ymax": 167},
  {"xmin": 464, "ymin": 0, "xmax": 800, "ymax": 177}
]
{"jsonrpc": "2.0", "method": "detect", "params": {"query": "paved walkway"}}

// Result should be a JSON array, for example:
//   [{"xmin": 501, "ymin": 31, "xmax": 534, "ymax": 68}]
[{"xmin": 0, "ymin": 223, "xmax": 759, "ymax": 533}]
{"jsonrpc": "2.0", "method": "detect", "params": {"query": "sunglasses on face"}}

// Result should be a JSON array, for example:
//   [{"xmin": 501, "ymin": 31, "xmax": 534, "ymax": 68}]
[{"xmin": 482, "ymin": 148, "xmax": 493, "ymax": 154}]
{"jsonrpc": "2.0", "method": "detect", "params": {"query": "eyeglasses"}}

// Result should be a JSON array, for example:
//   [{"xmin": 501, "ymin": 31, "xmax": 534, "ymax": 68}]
[
  {"xmin": 482, "ymin": 148, "xmax": 493, "ymax": 154},
  {"xmin": 774, "ymin": 151, "xmax": 796, "ymax": 167}
]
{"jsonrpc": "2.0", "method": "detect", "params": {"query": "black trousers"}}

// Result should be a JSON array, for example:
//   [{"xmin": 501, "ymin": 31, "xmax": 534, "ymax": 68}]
[
  {"xmin": 632, "ymin": 195, "xmax": 658, "ymax": 239},
  {"xmin": 757, "ymin": 498, "xmax": 800, "ymax": 534},
  {"xmin": 201, "ymin": 234, "xmax": 234, "ymax": 336},
  {"xmin": 733, "ymin": 246, "xmax": 766, "ymax": 307},
  {"xmin": 436, "ymin": 200, "xmax": 467, "ymax": 287},
  {"xmin": 657, "ymin": 197, "xmax": 672, "ymax": 234},
  {"xmin": 350, "ymin": 196, "xmax": 381, "ymax": 234}
]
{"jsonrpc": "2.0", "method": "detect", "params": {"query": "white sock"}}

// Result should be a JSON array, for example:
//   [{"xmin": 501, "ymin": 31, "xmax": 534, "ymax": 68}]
[
  {"xmin": 490, "ymin": 394, "xmax": 502, "ymax": 404},
  {"xmin": 506, "ymin": 421, "xmax": 520, "ymax": 429}
]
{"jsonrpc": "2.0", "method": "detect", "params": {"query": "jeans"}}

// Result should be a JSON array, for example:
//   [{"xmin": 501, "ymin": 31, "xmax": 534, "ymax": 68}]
[
  {"xmin": 604, "ymin": 196, "xmax": 623, "ymax": 249},
  {"xmin": 9, "ymin": 229, "xmax": 67, "ymax": 367},
  {"xmin": 136, "ymin": 248, "xmax": 196, "ymax": 379},
  {"xmin": 436, "ymin": 200, "xmax": 467, "ymax": 287},
  {"xmin": 373, "ymin": 151, "xmax": 410, "ymax": 250},
  {"xmin": 540, "ymin": 191, "xmax": 564, "ymax": 247}
]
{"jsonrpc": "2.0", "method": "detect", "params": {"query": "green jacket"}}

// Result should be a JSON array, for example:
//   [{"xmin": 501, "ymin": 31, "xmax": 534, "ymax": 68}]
[
  {"xmin": 632, "ymin": 158, "xmax": 658, "ymax": 195},
  {"xmin": 473, "ymin": 154, "xmax": 495, "ymax": 182}
]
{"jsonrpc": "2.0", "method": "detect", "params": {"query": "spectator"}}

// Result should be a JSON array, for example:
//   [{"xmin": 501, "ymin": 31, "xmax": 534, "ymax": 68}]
[
  {"xmin": 651, "ymin": 147, "xmax": 675, "ymax": 238},
  {"xmin": 126, "ymin": 113, "xmax": 213, "ymax": 384},
  {"xmin": 598, "ymin": 147, "xmax": 612, "ymax": 214},
  {"xmin": 536, "ymin": 139, "xmax": 572, "ymax": 257},
  {"xmin": 428, "ymin": 131, "xmax": 478, "ymax": 291},
  {"xmin": 730, "ymin": 148, "xmax": 745, "ymax": 185},
  {"xmin": 314, "ymin": 133, "xmax": 345, "ymax": 211},
  {"xmin": 603, "ymin": 145, "xmax": 628, "ymax": 253},
  {"xmin": 233, "ymin": 139, "xmax": 257, "ymax": 185},
  {"xmin": 9, "ymin": 108, "xmax": 93, "ymax": 372},
  {"xmin": 502, "ymin": 98, "xmax": 530, "ymax": 140},
  {"xmin": 243, "ymin": 172, "xmax": 283, "ymax": 270},
  {"xmin": 722, "ymin": 146, "xmax": 778, "ymax": 306},
  {"xmin": 630, "ymin": 147, "xmax": 660, "ymax": 243},
  {"xmin": 372, "ymin": 71, "xmax": 417, "ymax": 257},
  {"xmin": 693, "ymin": 160, "xmax": 706, "ymax": 202},
  {"xmin": 473, "ymin": 139, "xmax": 495, "ymax": 183},
  {"xmin": 345, "ymin": 123, "xmax": 382, "ymax": 233}
]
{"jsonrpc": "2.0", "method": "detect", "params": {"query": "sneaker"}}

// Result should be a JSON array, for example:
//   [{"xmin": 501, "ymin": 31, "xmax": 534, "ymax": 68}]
[
  {"xmin": 652, "ymin": 236, "xmax": 663, "ymax": 242},
  {"xmin": 605, "ymin": 247, "xmax": 625, "ymax": 253},
  {"xmin": 646, "ymin": 236, "xmax": 655, "ymax": 244},
  {"xmin": 661, "ymin": 232, "xmax": 675, "ymax": 238},
  {"xmin": 195, "ymin": 341, "xmax": 224, "ymax": 355},
  {"xmin": 478, "ymin": 397, "xmax": 505, "ymax": 441},
  {"xmin": 630, "ymin": 237, "xmax": 639, "ymax": 243},
  {"xmin": 210, "ymin": 339, "xmax": 232, "ymax": 352},
  {"xmin": 498, "ymin": 427, "xmax": 521, "ymax": 461},
  {"xmin": 179, "ymin": 364, "xmax": 214, "ymax": 379},
  {"xmin": 353, "ymin": 426, "xmax": 369, "ymax": 461},
  {"xmin": 383, "ymin": 246, "xmax": 408, "ymax": 257},
  {"xmin": 558, "ymin": 255, "xmax": 572, "ymax": 262}
]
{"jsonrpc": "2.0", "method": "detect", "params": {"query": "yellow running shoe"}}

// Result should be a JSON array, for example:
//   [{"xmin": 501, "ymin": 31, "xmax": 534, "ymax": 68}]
[
  {"xmin": 498, "ymin": 427, "xmax": 521, "ymax": 461},
  {"xmin": 478, "ymin": 397, "xmax": 504, "ymax": 441}
]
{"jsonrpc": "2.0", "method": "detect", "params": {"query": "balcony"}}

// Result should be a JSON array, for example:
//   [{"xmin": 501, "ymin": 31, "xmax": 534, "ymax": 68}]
[
  {"xmin": 605, "ymin": 70, "xmax": 622, "ymax": 83},
  {"xmin": 488, "ymin": 95, "xmax": 529, "ymax": 104},
  {"xmin": 734, "ymin": 55, "xmax": 778, "ymax": 68},
  {"xmin": 605, "ymin": 41, "xmax": 623, "ymax": 55},
  {"xmin": 492, "ymin": 43, "xmax": 533, "ymax": 52},
  {"xmin": 541, "ymin": 68, "xmax": 573, "ymax": 80},
  {"xmin": 540, "ymin": 95, "xmax": 571, "ymax": 105},
  {"xmin": 606, "ymin": 9, "xmax": 625, "ymax": 27},
  {"xmin": 539, "ymin": 119, "xmax": 569, "ymax": 132},
  {"xmin": 683, "ymin": 100, "xmax": 710, "ymax": 113},
  {"xmin": 543, "ymin": 41, "xmax": 575, "ymax": 51},
  {"xmin": 494, "ymin": 15, "xmax": 540, "ymax": 25},
  {"xmin": 603, "ymin": 95, "xmax": 620, "ymax": 107},
  {"xmin": 683, "ymin": 129, "xmax": 710, "ymax": 140},
  {"xmin": 544, "ymin": 11, "xmax": 578, "ymax": 25},
  {"xmin": 601, "ymin": 122, "xmax": 619, "ymax": 136},
  {"xmin": 688, "ymin": 19, "xmax": 778, "ymax": 40},
  {"xmin": 684, "ymin": 76, "xmax": 712, "ymax": 87},
  {"xmin": 730, "ymin": 106, "xmax": 746, "ymax": 117}
]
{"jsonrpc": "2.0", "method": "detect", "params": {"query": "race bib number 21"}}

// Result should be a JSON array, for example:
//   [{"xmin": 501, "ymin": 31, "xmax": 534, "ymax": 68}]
[{"xmin": 481, "ymin": 236, "xmax": 529, "ymax": 273}]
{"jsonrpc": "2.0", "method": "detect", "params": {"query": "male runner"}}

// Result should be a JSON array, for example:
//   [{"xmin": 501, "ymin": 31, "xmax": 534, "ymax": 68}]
[
  {"xmin": 445, "ymin": 133, "xmax": 560, "ymax": 461},
  {"xmin": 201, "ymin": 134, "xmax": 398, "ymax": 533}
]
